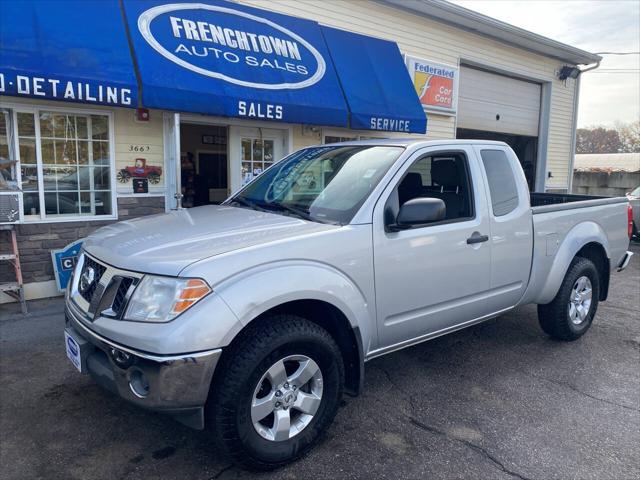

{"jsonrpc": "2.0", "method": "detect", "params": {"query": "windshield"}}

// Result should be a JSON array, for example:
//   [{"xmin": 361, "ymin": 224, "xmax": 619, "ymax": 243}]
[
  {"xmin": 227, "ymin": 145, "xmax": 404, "ymax": 224},
  {"xmin": 631, "ymin": 186, "xmax": 640, "ymax": 197}
]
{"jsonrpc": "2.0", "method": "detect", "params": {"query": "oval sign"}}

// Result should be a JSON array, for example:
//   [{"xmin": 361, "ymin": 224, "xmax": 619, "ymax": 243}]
[{"xmin": 138, "ymin": 3, "xmax": 326, "ymax": 90}]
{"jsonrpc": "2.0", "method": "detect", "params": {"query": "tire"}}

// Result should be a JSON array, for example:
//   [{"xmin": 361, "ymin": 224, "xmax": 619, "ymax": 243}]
[
  {"xmin": 207, "ymin": 314, "xmax": 344, "ymax": 470},
  {"xmin": 538, "ymin": 256, "xmax": 600, "ymax": 341}
]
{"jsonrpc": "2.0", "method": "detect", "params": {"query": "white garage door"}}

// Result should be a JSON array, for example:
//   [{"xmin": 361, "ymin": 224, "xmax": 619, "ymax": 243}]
[{"xmin": 458, "ymin": 66, "xmax": 541, "ymax": 137}]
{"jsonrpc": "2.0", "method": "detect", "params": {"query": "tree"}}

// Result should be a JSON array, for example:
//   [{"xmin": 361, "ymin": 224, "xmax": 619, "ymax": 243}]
[
  {"xmin": 576, "ymin": 127, "xmax": 622, "ymax": 154},
  {"xmin": 616, "ymin": 120, "xmax": 640, "ymax": 153}
]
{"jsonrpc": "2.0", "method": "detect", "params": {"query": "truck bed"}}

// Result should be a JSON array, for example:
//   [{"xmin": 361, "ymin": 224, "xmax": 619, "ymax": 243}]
[
  {"xmin": 531, "ymin": 192, "xmax": 628, "ymax": 214},
  {"xmin": 519, "ymin": 193, "xmax": 630, "ymax": 306}
]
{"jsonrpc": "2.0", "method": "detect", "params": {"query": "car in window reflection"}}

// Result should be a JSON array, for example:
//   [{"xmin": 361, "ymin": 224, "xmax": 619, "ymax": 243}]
[{"xmin": 22, "ymin": 166, "xmax": 110, "ymax": 215}]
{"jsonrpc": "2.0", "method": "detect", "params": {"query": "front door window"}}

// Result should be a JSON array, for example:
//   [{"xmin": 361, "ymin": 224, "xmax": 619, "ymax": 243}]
[{"xmin": 242, "ymin": 138, "xmax": 274, "ymax": 186}]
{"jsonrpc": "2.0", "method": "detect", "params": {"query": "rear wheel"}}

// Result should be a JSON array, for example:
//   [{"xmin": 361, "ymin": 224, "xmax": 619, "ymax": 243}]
[
  {"xmin": 538, "ymin": 257, "xmax": 600, "ymax": 341},
  {"xmin": 207, "ymin": 315, "xmax": 344, "ymax": 470}
]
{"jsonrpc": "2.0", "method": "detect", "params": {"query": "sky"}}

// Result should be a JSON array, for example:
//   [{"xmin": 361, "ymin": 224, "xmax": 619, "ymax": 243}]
[{"xmin": 450, "ymin": 0, "xmax": 640, "ymax": 128}]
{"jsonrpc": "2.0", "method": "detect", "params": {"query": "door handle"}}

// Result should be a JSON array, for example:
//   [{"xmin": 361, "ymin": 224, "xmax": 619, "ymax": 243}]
[{"xmin": 467, "ymin": 233, "xmax": 489, "ymax": 244}]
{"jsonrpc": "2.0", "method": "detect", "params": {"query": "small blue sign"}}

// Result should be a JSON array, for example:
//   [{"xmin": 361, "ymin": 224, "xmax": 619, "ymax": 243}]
[{"xmin": 51, "ymin": 240, "xmax": 84, "ymax": 292}]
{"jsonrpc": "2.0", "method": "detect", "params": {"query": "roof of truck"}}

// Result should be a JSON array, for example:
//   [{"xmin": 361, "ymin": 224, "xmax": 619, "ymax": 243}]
[{"xmin": 321, "ymin": 138, "xmax": 510, "ymax": 148}]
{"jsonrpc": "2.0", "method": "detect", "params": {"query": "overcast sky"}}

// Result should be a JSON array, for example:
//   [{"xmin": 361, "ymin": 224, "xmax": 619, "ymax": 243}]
[{"xmin": 450, "ymin": 0, "xmax": 640, "ymax": 128}]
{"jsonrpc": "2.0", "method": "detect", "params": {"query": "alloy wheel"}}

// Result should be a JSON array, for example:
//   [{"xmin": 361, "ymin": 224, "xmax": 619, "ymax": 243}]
[
  {"xmin": 568, "ymin": 275, "xmax": 592, "ymax": 325},
  {"xmin": 251, "ymin": 355, "xmax": 323, "ymax": 442}
]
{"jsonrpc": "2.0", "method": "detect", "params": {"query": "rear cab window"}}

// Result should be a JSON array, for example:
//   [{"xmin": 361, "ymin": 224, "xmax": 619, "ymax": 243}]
[{"xmin": 480, "ymin": 149, "xmax": 520, "ymax": 216}]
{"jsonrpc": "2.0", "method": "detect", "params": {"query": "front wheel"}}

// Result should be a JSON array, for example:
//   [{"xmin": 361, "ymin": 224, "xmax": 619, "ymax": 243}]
[
  {"xmin": 207, "ymin": 315, "xmax": 344, "ymax": 470},
  {"xmin": 538, "ymin": 257, "xmax": 600, "ymax": 341}
]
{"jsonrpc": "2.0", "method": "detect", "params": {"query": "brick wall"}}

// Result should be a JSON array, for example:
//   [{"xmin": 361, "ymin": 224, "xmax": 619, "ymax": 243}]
[{"xmin": 0, "ymin": 197, "xmax": 165, "ymax": 284}]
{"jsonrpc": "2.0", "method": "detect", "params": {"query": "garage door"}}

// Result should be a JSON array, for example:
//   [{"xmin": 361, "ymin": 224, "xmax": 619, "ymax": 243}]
[{"xmin": 458, "ymin": 66, "xmax": 541, "ymax": 137}]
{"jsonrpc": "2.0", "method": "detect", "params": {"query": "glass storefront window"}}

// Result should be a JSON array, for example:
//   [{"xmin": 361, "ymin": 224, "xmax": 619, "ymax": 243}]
[
  {"xmin": 3, "ymin": 108, "xmax": 114, "ymax": 220},
  {"xmin": 241, "ymin": 137, "xmax": 275, "ymax": 186}
]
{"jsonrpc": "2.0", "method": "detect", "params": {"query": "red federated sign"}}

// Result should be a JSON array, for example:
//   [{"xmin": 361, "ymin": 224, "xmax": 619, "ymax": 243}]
[{"xmin": 405, "ymin": 56, "xmax": 458, "ymax": 114}]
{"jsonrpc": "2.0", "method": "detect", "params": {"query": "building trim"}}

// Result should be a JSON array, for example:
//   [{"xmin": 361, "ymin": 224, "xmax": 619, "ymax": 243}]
[
  {"xmin": 0, "ymin": 280, "xmax": 60, "ymax": 303},
  {"xmin": 568, "ymin": 76, "xmax": 581, "ymax": 193},
  {"xmin": 537, "ymin": 82, "xmax": 552, "ymax": 192},
  {"xmin": 379, "ymin": 0, "xmax": 601, "ymax": 65}
]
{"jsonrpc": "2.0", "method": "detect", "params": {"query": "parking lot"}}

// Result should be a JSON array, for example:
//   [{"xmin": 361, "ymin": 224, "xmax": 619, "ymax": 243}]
[{"xmin": 1, "ymin": 244, "xmax": 638, "ymax": 480}]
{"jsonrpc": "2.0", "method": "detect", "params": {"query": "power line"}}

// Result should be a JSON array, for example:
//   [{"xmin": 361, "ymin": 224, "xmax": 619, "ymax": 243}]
[
  {"xmin": 587, "ymin": 71, "xmax": 640, "ymax": 74},
  {"xmin": 595, "ymin": 52, "xmax": 640, "ymax": 55}
]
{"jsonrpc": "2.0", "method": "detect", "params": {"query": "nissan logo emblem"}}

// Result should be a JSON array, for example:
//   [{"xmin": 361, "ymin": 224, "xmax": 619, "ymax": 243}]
[{"xmin": 79, "ymin": 266, "xmax": 96, "ymax": 293}]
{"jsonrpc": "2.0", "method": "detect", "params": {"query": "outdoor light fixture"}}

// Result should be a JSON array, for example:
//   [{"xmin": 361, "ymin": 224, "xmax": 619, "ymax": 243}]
[{"xmin": 558, "ymin": 65, "xmax": 581, "ymax": 80}]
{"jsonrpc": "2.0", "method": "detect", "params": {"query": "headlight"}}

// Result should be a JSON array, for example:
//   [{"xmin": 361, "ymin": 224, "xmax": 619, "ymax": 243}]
[{"xmin": 124, "ymin": 276, "xmax": 211, "ymax": 322}]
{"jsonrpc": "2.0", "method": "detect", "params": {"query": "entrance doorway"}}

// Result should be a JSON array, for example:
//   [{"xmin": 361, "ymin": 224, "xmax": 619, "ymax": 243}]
[
  {"xmin": 456, "ymin": 128, "xmax": 538, "ymax": 190},
  {"xmin": 173, "ymin": 121, "xmax": 289, "ymax": 208},
  {"xmin": 179, "ymin": 123, "xmax": 228, "ymax": 207}
]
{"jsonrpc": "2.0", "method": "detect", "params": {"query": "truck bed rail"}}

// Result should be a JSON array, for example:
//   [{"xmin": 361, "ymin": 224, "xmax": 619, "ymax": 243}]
[{"xmin": 531, "ymin": 192, "xmax": 627, "ymax": 214}]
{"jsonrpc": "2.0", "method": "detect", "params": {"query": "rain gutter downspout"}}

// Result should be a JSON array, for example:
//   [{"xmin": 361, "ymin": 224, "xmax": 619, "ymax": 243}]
[{"xmin": 568, "ymin": 59, "xmax": 601, "ymax": 193}]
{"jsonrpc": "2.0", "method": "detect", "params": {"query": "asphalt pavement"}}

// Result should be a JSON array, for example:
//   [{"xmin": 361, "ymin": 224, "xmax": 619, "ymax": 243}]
[{"xmin": 1, "ymin": 244, "xmax": 638, "ymax": 479}]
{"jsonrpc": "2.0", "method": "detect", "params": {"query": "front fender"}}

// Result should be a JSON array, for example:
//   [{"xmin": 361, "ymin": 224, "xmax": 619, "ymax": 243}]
[
  {"xmin": 212, "ymin": 260, "xmax": 375, "ymax": 352},
  {"xmin": 532, "ymin": 221, "xmax": 610, "ymax": 305}
]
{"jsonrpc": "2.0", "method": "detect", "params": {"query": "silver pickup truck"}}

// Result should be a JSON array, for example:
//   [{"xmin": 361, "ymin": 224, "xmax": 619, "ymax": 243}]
[{"xmin": 64, "ymin": 139, "xmax": 633, "ymax": 469}]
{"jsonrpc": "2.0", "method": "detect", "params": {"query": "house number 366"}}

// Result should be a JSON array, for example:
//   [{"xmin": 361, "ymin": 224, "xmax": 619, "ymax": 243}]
[{"xmin": 128, "ymin": 145, "xmax": 151, "ymax": 152}]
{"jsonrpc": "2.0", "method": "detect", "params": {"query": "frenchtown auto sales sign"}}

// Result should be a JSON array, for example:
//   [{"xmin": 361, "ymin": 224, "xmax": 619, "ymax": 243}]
[{"xmin": 137, "ymin": 3, "xmax": 327, "ymax": 91}]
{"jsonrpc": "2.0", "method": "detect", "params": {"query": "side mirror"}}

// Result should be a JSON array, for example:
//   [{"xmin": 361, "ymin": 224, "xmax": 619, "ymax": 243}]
[{"xmin": 389, "ymin": 198, "xmax": 446, "ymax": 231}]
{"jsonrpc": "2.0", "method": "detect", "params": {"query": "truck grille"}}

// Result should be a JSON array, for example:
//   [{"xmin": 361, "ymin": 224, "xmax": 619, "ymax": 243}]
[
  {"xmin": 76, "ymin": 254, "xmax": 139, "ymax": 320},
  {"xmin": 79, "ymin": 256, "xmax": 107, "ymax": 303},
  {"xmin": 111, "ymin": 277, "xmax": 135, "ymax": 316}
]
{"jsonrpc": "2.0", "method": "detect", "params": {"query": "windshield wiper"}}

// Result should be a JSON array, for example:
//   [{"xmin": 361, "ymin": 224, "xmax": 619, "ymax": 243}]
[
  {"xmin": 229, "ymin": 196, "xmax": 269, "ymax": 213},
  {"xmin": 271, "ymin": 203, "xmax": 323, "ymax": 223},
  {"xmin": 232, "ymin": 197, "xmax": 327, "ymax": 224}
]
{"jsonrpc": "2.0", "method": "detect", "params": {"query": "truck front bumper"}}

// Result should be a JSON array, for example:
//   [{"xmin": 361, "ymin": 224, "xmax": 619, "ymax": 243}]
[{"xmin": 65, "ymin": 303, "xmax": 221, "ymax": 429}]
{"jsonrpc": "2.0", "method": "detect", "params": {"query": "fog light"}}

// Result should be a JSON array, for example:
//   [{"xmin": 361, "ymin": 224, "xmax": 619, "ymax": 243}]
[
  {"xmin": 110, "ymin": 348, "xmax": 134, "ymax": 369},
  {"xmin": 129, "ymin": 369, "xmax": 150, "ymax": 398}
]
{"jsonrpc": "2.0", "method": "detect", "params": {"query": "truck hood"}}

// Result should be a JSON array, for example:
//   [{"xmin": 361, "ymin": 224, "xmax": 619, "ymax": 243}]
[{"xmin": 83, "ymin": 205, "xmax": 337, "ymax": 276}]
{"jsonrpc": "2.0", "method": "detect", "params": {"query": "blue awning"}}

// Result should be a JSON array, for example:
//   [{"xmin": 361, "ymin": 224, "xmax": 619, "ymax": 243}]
[
  {"xmin": 321, "ymin": 26, "xmax": 427, "ymax": 134},
  {"xmin": 0, "ymin": 0, "xmax": 137, "ymax": 107},
  {"xmin": 0, "ymin": 0, "xmax": 427, "ymax": 133},
  {"xmin": 122, "ymin": 0, "xmax": 349, "ymax": 127}
]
